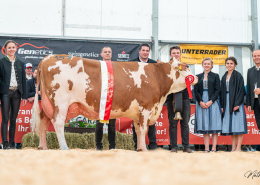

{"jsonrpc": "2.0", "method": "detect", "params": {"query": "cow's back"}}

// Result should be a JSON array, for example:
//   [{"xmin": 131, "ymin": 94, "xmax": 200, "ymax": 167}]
[{"xmin": 39, "ymin": 55, "xmax": 102, "ymax": 120}]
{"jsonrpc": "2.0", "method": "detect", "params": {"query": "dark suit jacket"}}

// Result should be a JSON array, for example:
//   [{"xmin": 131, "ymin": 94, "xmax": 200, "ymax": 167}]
[
  {"xmin": 194, "ymin": 71, "xmax": 220, "ymax": 103},
  {"xmin": 26, "ymin": 77, "xmax": 41, "ymax": 100},
  {"xmin": 0, "ymin": 56, "xmax": 27, "ymax": 99},
  {"xmin": 246, "ymin": 66, "xmax": 260, "ymax": 109},
  {"xmin": 133, "ymin": 57, "xmax": 157, "ymax": 64}
]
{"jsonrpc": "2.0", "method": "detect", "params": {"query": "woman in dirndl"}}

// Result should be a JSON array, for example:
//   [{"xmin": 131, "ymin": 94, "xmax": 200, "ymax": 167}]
[
  {"xmin": 220, "ymin": 56, "xmax": 247, "ymax": 152},
  {"xmin": 194, "ymin": 57, "xmax": 222, "ymax": 153}
]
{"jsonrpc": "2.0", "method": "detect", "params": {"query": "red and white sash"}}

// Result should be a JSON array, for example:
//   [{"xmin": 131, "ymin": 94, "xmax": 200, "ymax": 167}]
[{"xmin": 99, "ymin": 60, "xmax": 114, "ymax": 123}]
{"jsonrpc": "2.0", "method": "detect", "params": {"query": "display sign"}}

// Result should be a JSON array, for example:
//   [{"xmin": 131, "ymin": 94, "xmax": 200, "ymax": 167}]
[
  {"xmin": 0, "ymin": 37, "xmax": 140, "ymax": 67},
  {"xmin": 180, "ymin": 44, "xmax": 228, "ymax": 65}
]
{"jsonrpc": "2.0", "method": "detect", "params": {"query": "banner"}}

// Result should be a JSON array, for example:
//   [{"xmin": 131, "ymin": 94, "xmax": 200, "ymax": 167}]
[
  {"xmin": 0, "ymin": 101, "xmax": 55, "ymax": 143},
  {"xmin": 117, "ymin": 105, "xmax": 260, "ymax": 145},
  {"xmin": 1, "ymin": 103, "xmax": 259, "ymax": 145},
  {"xmin": 180, "ymin": 44, "xmax": 228, "ymax": 65},
  {"xmin": 0, "ymin": 37, "xmax": 139, "ymax": 67}
]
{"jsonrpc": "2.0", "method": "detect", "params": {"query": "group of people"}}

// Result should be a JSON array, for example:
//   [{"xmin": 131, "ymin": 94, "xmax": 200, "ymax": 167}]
[
  {"xmin": 0, "ymin": 39, "xmax": 260, "ymax": 152},
  {"xmin": 193, "ymin": 50, "xmax": 260, "ymax": 153}
]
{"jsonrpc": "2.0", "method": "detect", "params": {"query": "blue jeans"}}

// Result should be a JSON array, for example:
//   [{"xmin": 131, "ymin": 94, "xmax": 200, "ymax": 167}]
[{"xmin": 167, "ymin": 96, "xmax": 190, "ymax": 150}]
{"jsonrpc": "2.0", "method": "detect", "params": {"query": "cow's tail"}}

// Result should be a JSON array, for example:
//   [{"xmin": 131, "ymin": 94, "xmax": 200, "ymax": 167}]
[{"xmin": 31, "ymin": 64, "xmax": 41, "ymax": 135}]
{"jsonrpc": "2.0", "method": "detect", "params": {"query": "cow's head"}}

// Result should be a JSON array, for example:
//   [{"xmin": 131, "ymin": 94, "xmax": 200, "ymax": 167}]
[{"xmin": 158, "ymin": 57, "xmax": 198, "ymax": 94}]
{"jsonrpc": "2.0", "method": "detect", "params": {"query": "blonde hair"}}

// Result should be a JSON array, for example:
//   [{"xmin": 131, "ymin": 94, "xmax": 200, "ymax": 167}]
[{"xmin": 202, "ymin": 57, "xmax": 213, "ymax": 69}]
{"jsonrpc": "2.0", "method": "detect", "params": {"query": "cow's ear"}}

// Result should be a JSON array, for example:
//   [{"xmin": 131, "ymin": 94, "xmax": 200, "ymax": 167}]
[
  {"xmin": 169, "ymin": 57, "xmax": 174, "ymax": 64},
  {"xmin": 157, "ymin": 60, "xmax": 164, "ymax": 63}
]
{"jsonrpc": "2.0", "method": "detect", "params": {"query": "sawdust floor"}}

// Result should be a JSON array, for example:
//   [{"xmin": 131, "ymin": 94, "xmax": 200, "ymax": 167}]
[{"xmin": 0, "ymin": 148, "xmax": 260, "ymax": 185}]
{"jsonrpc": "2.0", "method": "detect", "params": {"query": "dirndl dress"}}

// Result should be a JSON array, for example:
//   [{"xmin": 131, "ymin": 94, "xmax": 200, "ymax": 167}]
[
  {"xmin": 194, "ymin": 79, "xmax": 222, "ymax": 134},
  {"xmin": 221, "ymin": 81, "xmax": 248, "ymax": 136}
]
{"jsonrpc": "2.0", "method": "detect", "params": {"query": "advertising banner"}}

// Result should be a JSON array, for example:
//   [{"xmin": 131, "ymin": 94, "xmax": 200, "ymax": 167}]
[
  {"xmin": 180, "ymin": 44, "xmax": 228, "ymax": 65},
  {"xmin": 0, "ymin": 37, "xmax": 140, "ymax": 68},
  {"xmin": 0, "ymin": 101, "xmax": 55, "ymax": 143},
  {"xmin": 1, "ymin": 103, "xmax": 259, "ymax": 145}
]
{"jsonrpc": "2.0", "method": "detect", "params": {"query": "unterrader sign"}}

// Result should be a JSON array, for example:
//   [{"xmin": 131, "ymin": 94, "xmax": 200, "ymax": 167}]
[
  {"xmin": 180, "ymin": 44, "xmax": 228, "ymax": 65},
  {"xmin": 0, "ymin": 37, "xmax": 139, "ymax": 68}
]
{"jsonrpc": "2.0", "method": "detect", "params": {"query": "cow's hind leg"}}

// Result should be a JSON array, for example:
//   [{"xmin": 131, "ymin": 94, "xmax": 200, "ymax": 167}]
[
  {"xmin": 134, "ymin": 122, "xmax": 149, "ymax": 152},
  {"xmin": 52, "ymin": 108, "xmax": 69, "ymax": 150},
  {"xmin": 38, "ymin": 110, "xmax": 50, "ymax": 150}
]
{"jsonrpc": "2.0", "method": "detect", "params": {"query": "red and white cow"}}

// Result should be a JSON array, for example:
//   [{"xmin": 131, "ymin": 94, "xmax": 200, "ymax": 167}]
[{"xmin": 31, "ymin": 54, "xmax": 198, "ymax": 151}]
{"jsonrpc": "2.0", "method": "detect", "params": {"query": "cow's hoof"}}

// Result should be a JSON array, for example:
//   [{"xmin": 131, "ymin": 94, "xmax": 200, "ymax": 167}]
[
  {"xmin": 38, "ymin": 146, "xmax": 48, "ymax": 150},
  {"xmin": 136, "ymin": 148, "xmax": 143, "ymax": 152},
  {"xmin": 60, "ymin": 147, "xmax": 69, "ymax": 150}
]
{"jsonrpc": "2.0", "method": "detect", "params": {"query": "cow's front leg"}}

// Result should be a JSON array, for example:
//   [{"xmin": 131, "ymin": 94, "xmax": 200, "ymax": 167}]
[
  {"xmin": 38, "ymin": 110, "xmax": 50, "ymax": 150},
  {"xmin": 52, "ymin": 113, "xmax": 69, "ymax": 150},
  {"xmin": 134, "ymin": 121, "xmax": 148, "ymax": 152}
]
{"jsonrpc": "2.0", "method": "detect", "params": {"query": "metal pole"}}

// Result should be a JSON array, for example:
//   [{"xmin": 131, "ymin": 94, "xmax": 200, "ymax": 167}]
[
  {"xmin": 152, "ymin": 0, "xmax": 159, "ymax": 60},
  {"xmin": 251, "ymin": 0, "xmax": 259, "ymax": 51},
  {"xmin": 62, "ymin": 0, "xmax": 66, "ymax": 37}
]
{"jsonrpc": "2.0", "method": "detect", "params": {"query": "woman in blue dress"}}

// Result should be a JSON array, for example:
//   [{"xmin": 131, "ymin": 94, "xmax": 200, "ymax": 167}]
[
  {"xmin": 194, "ymin": 57, "xmax": 221, "ymax": 153},
  {"xmin": 220, "ymin": 56, "xmax": 247, "ymax": 152}
]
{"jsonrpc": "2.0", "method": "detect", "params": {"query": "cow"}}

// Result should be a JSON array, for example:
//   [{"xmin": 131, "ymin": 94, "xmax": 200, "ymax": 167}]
[{"xmin": 31, "ymin": 54, "xmax": 198, "ymax": 151}]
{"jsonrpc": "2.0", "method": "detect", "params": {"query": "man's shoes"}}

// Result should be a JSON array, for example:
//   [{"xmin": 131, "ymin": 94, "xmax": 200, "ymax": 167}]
[
  {"xmin": 96, "ymin": 146, "xmax": 103, "ymax": 151},
  {"xmin": 171, "ymin": 148, "xmax": 177, "ymax": 153},
  {"xmin": 3, "ymin": 141, "xmax": 9, "ymax": 150},
  {"xmin": 9, "ymin": 142, "xmax": 16, "ymax": 149},
  {"xmin": 183, "ymin": 148, "xmax": 193, "ymax": 153},
  {"xmin": 109, "ymin": 146, "xmax": 115, "ymax": 150}
]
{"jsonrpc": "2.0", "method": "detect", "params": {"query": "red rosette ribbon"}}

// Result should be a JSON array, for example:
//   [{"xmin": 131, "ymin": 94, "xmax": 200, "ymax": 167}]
[{"xmin": 185, "ymin": 75, "xmax": 195, "ymax": 99}]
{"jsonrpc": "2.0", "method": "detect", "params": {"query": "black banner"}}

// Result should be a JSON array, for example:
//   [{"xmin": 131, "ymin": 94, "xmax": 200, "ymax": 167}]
[{"xmin": 0, "ymin": 37, "xmax": 139, "ymax": 68}]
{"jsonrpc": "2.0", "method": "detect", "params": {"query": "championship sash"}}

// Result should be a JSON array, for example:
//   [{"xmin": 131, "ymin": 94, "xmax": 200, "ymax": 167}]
[{"xmin": 99, "ymin": 61, "xmax": 114, "ymax": 123}]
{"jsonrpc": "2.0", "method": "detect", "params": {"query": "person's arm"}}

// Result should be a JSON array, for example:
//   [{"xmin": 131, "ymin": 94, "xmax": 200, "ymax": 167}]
[
  {"xmin": 21, "ymin": 61, "xmax": 27, "ymax": 106},
  {"xmin": 234, "ymin": 73, "xmax": 245, "ymax": 111},
  {"xmin": 194, "ymin": 75, "xmax": 202, "ymax": 103},
  {"xmin": 209, "ymin": 74, "xmax": 220, "ymax": 102},
  {"xmin": 27, "ymin": 80, "xmax": 36, "ymax": 98}
]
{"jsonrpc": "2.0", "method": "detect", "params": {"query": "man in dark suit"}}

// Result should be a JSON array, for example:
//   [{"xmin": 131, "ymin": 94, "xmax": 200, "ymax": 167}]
[
  {"xmin": 132, "ymin": 43, "xmax": 157, "ymax": 150},
  {"xmin": 166, "ymin": 46, "xmax": 192, "ymax": 153},
  {"xmin": 246, "ymin": 49, "xmax": 260, "ymax": 132}
]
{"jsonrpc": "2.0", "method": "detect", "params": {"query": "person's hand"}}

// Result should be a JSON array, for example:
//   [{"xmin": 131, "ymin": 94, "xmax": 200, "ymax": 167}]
[
  {"xmin": 233, "ymin": 106, "xmax": 239, "ymax": 111},
  {"xmin": 38, "ymin": 91, "xmax": 41, "ymax": 95},
  {"xmin": 254, "ymin": 88, "xmax": 260, "ymax": 95},
  {"xmin": 22, "ymin": 99, "xmax": 27, "ymax": 106},
  {"xmin": 205, "ymin": 100, "xmax": 213, "ymax": 107},
  {"xmin": 248, "ymin": 106, "xmax": 252, "ymax": 112},
  {"xmin": 200, "ymin": 101, "xmax": 208, "ymax": 109},
  {"xmin": 28, "ymin": 97, "xmax": 35, "ymax": 103},
  {"xmin": 221, "ymin": 108, "xmax": 223, "ymax": 113}
]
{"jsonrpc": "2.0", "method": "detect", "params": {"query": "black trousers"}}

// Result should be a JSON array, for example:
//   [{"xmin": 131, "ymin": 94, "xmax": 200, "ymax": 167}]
[
  {"xmin": 166, "ymin": 96, "xmax": 190, "ymax": 150},
  {"xmin": 132, "ymin": 124, "xmax": 157, "ymax": 150},
  {"xmin": 254, "ymin": 98, "xmax": 260, "ymax": 130},
  {"xmin": 95, "ymin": 119, "xmax": 116, "ymax": 149},
  {"xmin": 1, "ymin": 90, "xmax": 21, "ymax": 144}
]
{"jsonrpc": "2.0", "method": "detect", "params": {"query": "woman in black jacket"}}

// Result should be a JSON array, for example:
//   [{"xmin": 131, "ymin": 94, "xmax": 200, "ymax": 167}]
[
  {"xmin": 0, "ymin": 40, "xmax": 27, "ymax": 149},
  {"xmin": 194, "ymin": 57, "xmax": 221, "ymax": 153},
  {"xmin": 220, "ymin": 56, "xmax": 247, "ymax": 152}
]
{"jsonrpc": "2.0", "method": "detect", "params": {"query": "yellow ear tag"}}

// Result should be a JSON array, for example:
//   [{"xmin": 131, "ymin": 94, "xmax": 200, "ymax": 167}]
[{"xmin": 179, "ymin": 65, "xmax": 182, "ymax": 70}]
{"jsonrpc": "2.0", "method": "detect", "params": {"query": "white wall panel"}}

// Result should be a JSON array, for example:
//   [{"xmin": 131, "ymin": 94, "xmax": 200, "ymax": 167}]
[
  {"xmin": 158, "ymin": 0, "xmax": 188, "ymax": 41},
  {"xmin": 65, "ymin": 0, "xmax": 152, "ymax": 39},
  {"xmin": 159, "ymin": 0, "xmax": 251, "ymax": 43},
  {"xmin": 0, "ymin": 0, "xmax": 62, "ymax": 36}
]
